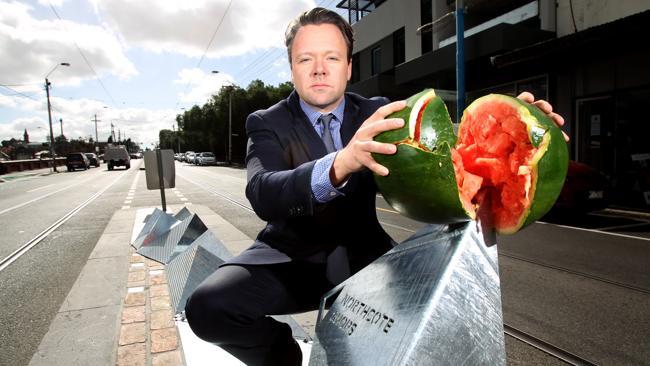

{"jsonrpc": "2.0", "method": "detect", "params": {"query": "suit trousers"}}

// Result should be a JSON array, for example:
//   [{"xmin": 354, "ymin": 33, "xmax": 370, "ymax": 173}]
[{"xmin": 184, "ymin": 261, "xmax": 333, "ymax": 365}]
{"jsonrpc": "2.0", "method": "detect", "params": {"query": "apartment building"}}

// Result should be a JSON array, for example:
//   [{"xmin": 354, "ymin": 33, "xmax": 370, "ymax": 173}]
[{"xmin": 339, "ymin": 0, "xmax": 650, "ymax": 210}]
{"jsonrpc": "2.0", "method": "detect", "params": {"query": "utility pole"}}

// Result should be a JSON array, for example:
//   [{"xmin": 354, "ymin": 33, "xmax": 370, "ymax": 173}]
[
  {"xmin": 45, "ymin": 78, "xmax": 57, "ymax": 172},
  {"xmin": 93, "ymin": 114, "xmax": 100, "ymax": 143},
  {"xmin": 59, "ymin": 118, "xmax": 63, "ymax": 138},
  {"xmin": 228, "ymin": 89, "xmax": 232, "ymax": 165},
  {"xmin": 455, "ymin": 0, "xmax": 466, "ymax": 122}
]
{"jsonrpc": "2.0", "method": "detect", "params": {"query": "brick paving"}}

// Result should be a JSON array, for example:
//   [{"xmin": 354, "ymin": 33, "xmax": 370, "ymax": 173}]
[{"xmin": 116, "ymin": 248, "xmax": 185, "ymax": 366}]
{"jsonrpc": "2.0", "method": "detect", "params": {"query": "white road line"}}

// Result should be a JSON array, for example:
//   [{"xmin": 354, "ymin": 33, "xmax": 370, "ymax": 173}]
[
  {"xmin": 122, "ymin": 206, "xmax": 131, "ymax": 209},
  {"xmin": 0, "ymin": 175, "xmax": 96, "ymax": 216},
  {"xmin": 537, "ymin": 221, "xmax": 650, "ymax": 241},
  {"xmin": 0, "ymin": 172, "xmax": 126, "ymax": 272},
  {"xmin": 26, "ymin": 183, "xmax": 55, "ymax": 193}
]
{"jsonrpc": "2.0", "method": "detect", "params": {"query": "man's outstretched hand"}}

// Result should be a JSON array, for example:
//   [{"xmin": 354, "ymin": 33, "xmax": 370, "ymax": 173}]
[
  {"xmin": 330, "ymin": 100, "xmax": 406, "ymax": 186},
  {"xmin": 517, "ymin": 91, "xmax": 569, "ymax": 142}
]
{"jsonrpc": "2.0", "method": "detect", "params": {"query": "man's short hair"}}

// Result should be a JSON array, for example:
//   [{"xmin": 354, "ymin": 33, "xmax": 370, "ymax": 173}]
[{"xmin": 285, "ymin": 7, "xmax": 354, "ymax": 64}]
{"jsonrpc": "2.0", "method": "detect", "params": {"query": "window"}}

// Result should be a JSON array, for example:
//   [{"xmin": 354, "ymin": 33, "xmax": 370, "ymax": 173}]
[
  {"xmin": 393, "ymin": 27, "xmax": 405, "ymax": 65},
  {"xmin": 371, "ymin": 46, "xmax": 381, "ymax": 76}
]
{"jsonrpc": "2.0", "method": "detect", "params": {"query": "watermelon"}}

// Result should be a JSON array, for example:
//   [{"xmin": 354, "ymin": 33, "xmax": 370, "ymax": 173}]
[{"xmin": 373, "ymin": 90, "xmax": 568, "ymax": 234}]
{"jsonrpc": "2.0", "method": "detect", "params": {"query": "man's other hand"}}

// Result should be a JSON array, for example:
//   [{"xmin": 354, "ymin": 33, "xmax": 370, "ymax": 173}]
[
  {"xmin": 330, "ymin": 100, "xmax": 406, "ymax": 185},
  {"xmin": 517, "ymin": 91, "xmax": 569, "ymax": 142}
]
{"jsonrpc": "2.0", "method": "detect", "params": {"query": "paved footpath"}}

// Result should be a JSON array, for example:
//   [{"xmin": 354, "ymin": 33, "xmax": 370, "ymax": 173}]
[{"xmin": 27, "ymin": 204, "xmax": 260, "ymax": 366}]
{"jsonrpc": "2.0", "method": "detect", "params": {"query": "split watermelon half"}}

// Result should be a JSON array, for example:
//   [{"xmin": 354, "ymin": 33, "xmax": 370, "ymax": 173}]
[{"xmin": 373, "ymin": 89, "xmax": 568, "ymax": 234}]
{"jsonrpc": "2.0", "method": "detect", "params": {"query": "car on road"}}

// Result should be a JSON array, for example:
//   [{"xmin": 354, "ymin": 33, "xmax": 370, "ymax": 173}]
[
  {"xmin": 185, "ymin": 152, "xmax": 196, "ymax": 164},
  {"xmin": 105, "ymin": 145, "xmax": 131, "ymax": 170},
  {"xmin": 196, "ymin": 152, "xmax": 216, "ymax": 166},
  {"xmin": 130, "ymin": 152, "xmax": 142, "ymax": 159},
  {"xmin": 66, "ymin": 153, "xmax": 90, "ymax": 171},
  {"xmin": 549, "ymin": 160, "xmax": 611, "ymax": 215},
  {"xmin": 85, "ymin": 153, "xmax": 100, "ymax": 167}
]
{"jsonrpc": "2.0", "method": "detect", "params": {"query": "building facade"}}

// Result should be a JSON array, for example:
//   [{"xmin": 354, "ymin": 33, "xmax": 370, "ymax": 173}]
[{"xmin": 340, "ymin": 0, "xmax": 650, "ymax": 211}]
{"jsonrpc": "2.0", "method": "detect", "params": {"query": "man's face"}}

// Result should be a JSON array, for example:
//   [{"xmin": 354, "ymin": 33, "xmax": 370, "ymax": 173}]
[{"xmin": 290, "ymin": 23, "xmax": 352, "ymax": 113}]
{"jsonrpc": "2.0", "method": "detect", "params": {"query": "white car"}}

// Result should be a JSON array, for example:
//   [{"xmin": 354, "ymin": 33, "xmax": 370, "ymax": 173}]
[{"xmin": 197, "ymin": 152, "xmax": 216, "ymax": 166}]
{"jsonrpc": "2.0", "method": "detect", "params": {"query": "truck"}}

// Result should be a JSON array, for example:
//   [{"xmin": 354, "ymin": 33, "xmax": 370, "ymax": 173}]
[{"xmin": 104, "ymin": 145, "xmax": 131, "ymax": 170}]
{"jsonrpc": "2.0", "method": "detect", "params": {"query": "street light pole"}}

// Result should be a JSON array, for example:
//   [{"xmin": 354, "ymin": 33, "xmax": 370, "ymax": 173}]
[
  {"xmin": 228, "ymin": 89, "xmax": 232, "ymax": 165},
  {"xmin": 44, "ymin": 62, "xmax": 70, "ymax": 172},
  {"xmin": 45, "ymin": 77, "xmax": 57, "ymax": 172},
  {"xmin": 211, "ymin": 70, "xmax": 234, "ymax": 165}
]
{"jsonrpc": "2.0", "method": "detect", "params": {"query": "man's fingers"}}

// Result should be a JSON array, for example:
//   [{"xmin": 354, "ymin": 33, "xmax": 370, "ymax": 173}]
[
  {"xmin": 517, "ymin": 91, "xmax": 534, "ymax": 103},
  {"xmin": 373, "ymin": 100, "xmax": 407, "ymax": 119},
  {"xmin": 532, "ymin": 100, "xmax": 553, "ymax": 114},
  {"xmin": 363, "ymin": 118, "xmax": 404, "ymax": 137},
  {"xmin": 550, "ymin": 112, "xmax": 565, "ymax": 126},
  {"xmin": 366, "ymin": 160, "xmax": 390, "ymax": 176}
]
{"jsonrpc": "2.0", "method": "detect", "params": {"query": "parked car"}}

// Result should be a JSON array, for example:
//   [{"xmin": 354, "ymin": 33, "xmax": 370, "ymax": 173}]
[
  {"xmin": 105, "ymin": 145, "xmax": 131, "ymax": 170},
  {"xmin": 130, "ymin": 152, "xmax": 142, "ymax": 159},
  {"xmin": 185, "ymin": 152, "xmax": 196, "ymax": 164},
  {"xmin": 549, "ymin": 160, "xmax": 611, "ymax": 214},
  {"xmin": 197, "ymin": 152, "xmax": 216, "ymax": 166},
  {"xmin": 85, "ymin": 153, "xmax": 100, "ymax": 167},
  {"xmin": 66, "ymin": 153, "xmax": 90, "ymax": 171}
]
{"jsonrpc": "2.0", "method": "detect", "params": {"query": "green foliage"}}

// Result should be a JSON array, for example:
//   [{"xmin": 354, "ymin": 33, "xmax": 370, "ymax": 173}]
[{"xmin": 173, "ymin": 79, "xmax": 293, "ymax": 163}]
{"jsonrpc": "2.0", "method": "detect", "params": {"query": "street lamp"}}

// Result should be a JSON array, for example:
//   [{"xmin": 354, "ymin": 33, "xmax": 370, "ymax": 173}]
[
  {"xmin": 212, "ymin": 70, "xmax": 233, "ymax": 165},
  {"xmin": 45, "ymin": 62, "xmax": 70, "ymax": 172}
]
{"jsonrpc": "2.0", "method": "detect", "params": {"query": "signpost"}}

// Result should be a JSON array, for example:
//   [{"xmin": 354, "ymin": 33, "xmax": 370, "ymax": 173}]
[{"xmin": 143, "ymin": 149, "xmax": 175, "ymax": 211}]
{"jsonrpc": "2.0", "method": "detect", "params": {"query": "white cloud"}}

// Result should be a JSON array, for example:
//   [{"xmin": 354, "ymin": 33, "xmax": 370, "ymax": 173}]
[
  {"xmin": 37, "ymin": 0, "xmax": 69, "ymax": 6},
  {"xmin": 92, "ymin": 0, "xmax": 316, "ymax": 58},
  {"xmin": 0, "ymin": 1, "xmax": 137, "ymax": 87},
  {"xmin": 174, "ymin": 67, "xmax": 234, "ymax": 104},
  {"xmin": 0, "ymin": 93, "xmax": 175, "ymax": 147}
]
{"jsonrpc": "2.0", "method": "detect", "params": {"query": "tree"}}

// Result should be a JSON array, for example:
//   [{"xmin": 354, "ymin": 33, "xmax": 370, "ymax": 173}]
[{"xmin": 170, "ymin": 79, "xmax": 294, "ymax": 163}]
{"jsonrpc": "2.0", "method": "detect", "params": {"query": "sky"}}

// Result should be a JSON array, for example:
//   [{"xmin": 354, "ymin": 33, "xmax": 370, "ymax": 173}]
[{"xmin": 0, "ymin": 0, "xmax": 345, "ymax": 148}]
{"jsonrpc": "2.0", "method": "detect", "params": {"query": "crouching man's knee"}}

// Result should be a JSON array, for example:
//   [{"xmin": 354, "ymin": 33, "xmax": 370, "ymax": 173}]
[{"xmin": 184, "ymin": 289, "xmax": 235, "ymax": 344}]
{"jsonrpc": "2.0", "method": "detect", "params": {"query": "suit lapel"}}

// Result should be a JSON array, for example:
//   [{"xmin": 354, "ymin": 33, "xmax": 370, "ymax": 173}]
[
  {"xmin": 287, "ymin": 91, "xmax": 328, "ymax": 159},
  {"xmin": 341, "ymin": 94, "xmax": 361, "ymax": 146}
]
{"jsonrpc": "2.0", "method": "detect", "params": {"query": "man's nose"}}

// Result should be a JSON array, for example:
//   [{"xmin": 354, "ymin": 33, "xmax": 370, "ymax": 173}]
[{"xmin": 312, "ymin": 59, "xmax": 327, "ymax": 76}]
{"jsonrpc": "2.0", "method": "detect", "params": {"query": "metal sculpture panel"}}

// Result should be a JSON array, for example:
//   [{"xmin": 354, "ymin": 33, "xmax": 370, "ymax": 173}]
[
  {"xmin": 136, "ymin": 214, "xmax": 207, "ymax": 264},
  {"xmin": 310, "ymin": 221, "xmax": 506, "ymax": 365}
]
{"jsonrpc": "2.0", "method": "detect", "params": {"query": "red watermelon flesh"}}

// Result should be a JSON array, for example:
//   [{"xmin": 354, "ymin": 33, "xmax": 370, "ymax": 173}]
[{"xmin": 453, "ymin": 101, "xmax": 537, "ymax": 230}]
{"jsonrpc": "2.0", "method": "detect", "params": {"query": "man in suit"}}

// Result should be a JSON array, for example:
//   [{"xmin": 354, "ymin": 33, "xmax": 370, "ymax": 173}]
[{"xmin": 185, "ymin": 7, "xmax": 566, "ymax": 366}]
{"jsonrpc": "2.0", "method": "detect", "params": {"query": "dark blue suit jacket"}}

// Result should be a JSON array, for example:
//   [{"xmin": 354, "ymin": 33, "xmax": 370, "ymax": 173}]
[{"xmin": 228, "ymin": 90, "xmax": 394, "ymax": 272}]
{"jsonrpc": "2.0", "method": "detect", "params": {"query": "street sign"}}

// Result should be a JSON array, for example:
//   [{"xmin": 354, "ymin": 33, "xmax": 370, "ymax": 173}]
[
  {"xmin": 144, "ymin": 149, "xmax": 175, "ymax": 189},
  {"xmin": 144, "ymin": 149, "xmax": 175, "ymax": 211}
]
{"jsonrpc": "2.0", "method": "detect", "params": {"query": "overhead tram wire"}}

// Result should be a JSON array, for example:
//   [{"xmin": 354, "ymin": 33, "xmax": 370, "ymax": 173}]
[
  {"xmin": 231, "ymin": 0, "xmax": 339, "ymax": 83},
  {"xmin": 47, "ymin": 1, "xmax": 118, "ymax": 108},
  {"xmin": 0, "ymin": 84, "xmax": 66, "ymax": 116},
  {"xmin": 173, "ymin": 0, "xmax": 233, "ymax": 112}
]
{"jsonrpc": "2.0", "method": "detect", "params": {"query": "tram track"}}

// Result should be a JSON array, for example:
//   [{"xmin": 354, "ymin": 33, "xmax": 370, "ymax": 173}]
[
  {"xmin": 178, "ymin": 166, "xmax": 627, "ymax": 365},
  {"xmin": 500, "ymin": 251, "xmax": 650, "ymax": 295},
  {"xmin": 0, "ymin": 171, "xmax": 126, "ymax": 273}
]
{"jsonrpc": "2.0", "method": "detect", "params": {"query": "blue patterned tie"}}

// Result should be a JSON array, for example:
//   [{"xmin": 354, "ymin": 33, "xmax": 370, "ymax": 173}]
[
  {"xmin": 318, "ymin": 113, "xmax": 350, "ymax": 284},
  {"xmin": 319, "ymin": 114, "xmax": 336, "ymax": 153}
]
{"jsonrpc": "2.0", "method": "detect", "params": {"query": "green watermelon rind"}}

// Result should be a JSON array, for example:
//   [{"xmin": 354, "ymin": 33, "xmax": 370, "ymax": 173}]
[
  {"xmin": 374, "ymin": 94, "xmax": 473, "ymax": 223},
  {"xmin": 374, "ymin": 89, "xmax": 435, "ymax": 145},
  {"xmin": 463, "ymin": 94, "xmax": 569, "ymax": 233},
  {"xmin": 374, "ymin": 142, "xmax": 473, "ymax": 223}
]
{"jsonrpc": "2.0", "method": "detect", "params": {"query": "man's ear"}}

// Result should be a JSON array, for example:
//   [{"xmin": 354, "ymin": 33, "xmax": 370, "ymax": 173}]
[{"xmin": 346, "ymin": 60, "xmax": 352, "ymax": 81}]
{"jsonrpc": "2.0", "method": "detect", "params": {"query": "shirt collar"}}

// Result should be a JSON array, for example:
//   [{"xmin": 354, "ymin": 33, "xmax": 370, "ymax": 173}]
[{"xmin": 299, "ymin": 96, "xmax": 346, "ymax": 128}]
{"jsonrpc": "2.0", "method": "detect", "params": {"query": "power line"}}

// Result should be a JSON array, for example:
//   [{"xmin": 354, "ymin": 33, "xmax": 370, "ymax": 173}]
[
  {"xmin": 174, "ymin": 0, "xmax": 233, "ymax": 111},
  {"xmin": 0, "ymin": 85, "xmax": 40, "ymax": 102},
  {"xmin": 233, "ymin": 0, "xmax": 339, "ymax": 82},
  {"xmin": 0, "ymin": 82, "xmax": 41, "ymax": 87},
  {"xmin": 47, "ymin": 1, "xmax": 118, "ymax": 108}
]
